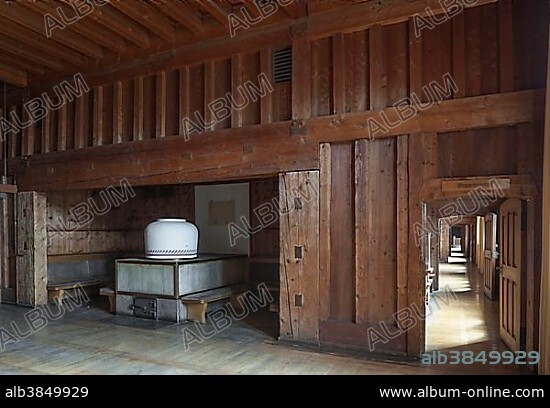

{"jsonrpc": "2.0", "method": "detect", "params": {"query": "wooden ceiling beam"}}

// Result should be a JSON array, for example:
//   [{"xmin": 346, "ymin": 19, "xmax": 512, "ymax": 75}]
[
  {"xmin": 0, "ymin": 34, "xmax": 64, "ymax": 71},
  {"xmin": 197, "ymin": 1, "xmax": 231, "ymax": 28},
  {"xmin": 0, "ymin": 16, "xmax": 86, "ymax": 66},
  {"xmin": 0, "ymin": 63, "xmax": 27, "ymax": 87},
  {"xmin": 78, "ymin": 4, "xmax": 151, "ymax": 48},
  {"xmin": 152, "ymin": 1, "xmax": 206, "ymax": 34},
  {"xmin": 0, "ymin": 3, "xmax": 103, "ymax": 60},
  {"xmin": 307, "ymin": 0, "xmax": 497, "ymax": 39},
  {"xmin": 0, "ymin": 53, "xmax": 45, "ymax": 77},
  {"xmin": 30, "ymin": 1, "xmax": 127, "ymax": 54},
  {"xmin": 281, "ymin": 0, "xmax": 308, "ymax": 19},
  {"xmin": 109, "ymin": 1, "xmax": 176, "ymax": 42}
]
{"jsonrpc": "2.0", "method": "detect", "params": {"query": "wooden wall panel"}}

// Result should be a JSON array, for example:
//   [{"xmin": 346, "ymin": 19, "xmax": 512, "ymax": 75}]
[
  {"xmin": 165, "ymin": 70, "xmax": 180, "ymax": 137},
  {"xmin": 142, "ymin": 75, "xmax": 156, "ymax": 139},
  {"xmin": 189, "ymin": 64, "xmax": 205, "ymax": 134},
  {"xmin": 385, "ymin": 22, "xmax": 409, "ymax": 105},
  {"xmin": 65, "ymin": 100, "xmax": 75, "ymax": 150},
  {"xmin": 122, "ymin": 79, "xmax": 134, "ymax": 142},
  {"xmin": 355, "ymin": 139, "xmax": 397, "ymax": 324},
  {"xmin": 311, "ymin": 37, "xmax": 333, "ymax": 117},
  {"xmin": 241, "ymin": 52, "xmax": 261, "ymax": 127},
  {"xmin": 343, "ymin": 30, "xmax": 368, "ymax": 112},
  {"xmin": 438, "ymin": 126, "xmax": 518, "ymax": 178},
  {"xmin": 513, "ymin": 0, "xmax": 548, "ymax": 91},
  {"xmin": 279, "ymin": 171, "xmax": 319, "ymax": 342},
  {"xmin": 465, "ymin": 7, "xmax": 482, "ymax": 97},
  {"xmin": 422, "ymin": 19, "xmax": 453, "ymax": 102},
  {"xmin": 480, "ymin": 4, "xmax": 499, "ymax": 95},
  {"xmin": 319, "ymin": 139, "xmax": 405, "ymax": 353},
  {"xmin": 102, "ymin": 84, "xmax": 114, "ymax": 145},
  {"xmin": 46, "ymin": 185, "xmax": 194, "ymax": 256},
  {"xmin": 250, "ymin": 178, "xmax": 279, "ymax": 259},
  {"xmin": 214, "ymin": 59, "xmax": 232, "ymax": 130},
  {"xmin": 328, "ymin": 143, "xmax": 355, "ymax": 321},
  {"xmin": 292, "ymin": 37, "xmax": 311, "ymax": 121}
]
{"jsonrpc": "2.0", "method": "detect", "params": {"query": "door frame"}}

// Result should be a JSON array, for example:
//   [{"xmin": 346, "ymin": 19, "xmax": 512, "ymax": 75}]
[{"xmin": 420, "ymin": 174, "xmax": 539, "ymax": 356}]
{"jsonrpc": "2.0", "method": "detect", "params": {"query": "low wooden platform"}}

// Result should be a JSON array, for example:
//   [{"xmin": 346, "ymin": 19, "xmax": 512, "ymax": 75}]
[
  {"xmin": 180, "ymin": 284, "xmax": 248, "ymax": 323},
  {"xmin": 47, "ymin": 279, "xmax": 105, "ymax": 305}
]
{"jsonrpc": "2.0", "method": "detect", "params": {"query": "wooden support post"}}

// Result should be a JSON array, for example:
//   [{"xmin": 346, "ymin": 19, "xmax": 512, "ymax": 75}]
[
  {"xmin": 332, "ymin": 33, "xmax": 346, "ymax": 114},
  {"xmin": 291, "ymin": 35, "xmax": 311, "ymax": 121},
  {"xmin": 0, "ymin": 195, "xmax": 10, "ymax": 302},
  {"xmin": 260, "ymin": 47, "xmax": 272, "ymax": 124},
  {"xmin": 155, "ymin": 72, "xmax": 166, "ymax": 138},
  {"xmin": 498, "ymin": 0, "xmax": 514, "ymax": 93},
  {"xmin": 74, "ymin": 94, "xmax": 86, "ymax": 149},
  {"xmin": 204, "ymin": 61, "xmax": 215, "ymax": 132},
  {"xmin": 40, "ymin": 111, "xmax": 51, "ymax": 153},
  {"xmin": 113, "ymin": 80, "xmax": 123, "ymax": 144},
  {"xmin": 539, "ymin": 25, "xmax": 550, "ymax": 376},
  {"xmin": 452, "ymin": 12, "xmax": 466, "ymax": 98},
  {"xmin": 133, "ymin": 77, "xmax": 144, "ymax": 141},
  {"xmin": 231, "ymin": 54, "xmax": 243, "ymax": 128},
  {"xmin": 279, "ymin": 171, "xmax": 320, "ymax": 342},
  {"xmin": 16, "ymin": 192, "xmax": 47, "ymax": 307},
  {"xmin": 21, "ymin": 104, "xmax": 34, "ymax": 156},
  {"xmin": 319, "ymin": 143, "xmax": 331, "ymax": 322},
  {"xmin": 178, "ymin": 67, "xmax": 190, "ymax": 135},
  {"xmin": 369, "ymin": 24, "xmax": 387, "ymax": 109},
  {"xmin": 57, "ymin": 104, "xmax": 67, "ymax": 152},
  {"xmin": 8, "ymin": 106, "xmax": 18, "ymax": 159},
  {"xmin": 397, "ymin": 136, "xmax": 409, "ymax": 314},
  {"xmin": 92, "ymin": 86, "xmax": 104, "ymax": 146}
]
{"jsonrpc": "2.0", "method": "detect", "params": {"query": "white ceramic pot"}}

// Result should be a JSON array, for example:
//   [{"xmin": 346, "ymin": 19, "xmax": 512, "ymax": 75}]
[{"xmin": 144, "ymin": 218, "xmax": 199, "ymax": 259}]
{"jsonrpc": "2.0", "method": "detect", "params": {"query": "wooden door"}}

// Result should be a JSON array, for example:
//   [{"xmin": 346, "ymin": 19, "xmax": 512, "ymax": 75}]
[
  {"xmin": 483, "ymin": 213, "xmax": 498, "ymax": 300},
  {"xmin": 499, "ymin": 199, "xmax": 522, "ymax": 351}
]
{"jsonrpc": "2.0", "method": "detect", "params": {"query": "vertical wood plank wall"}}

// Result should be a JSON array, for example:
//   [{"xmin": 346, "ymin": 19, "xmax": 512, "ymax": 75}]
[{"xmin": 46, "ymin": 185, "xmax": 194, "ymax": 257}]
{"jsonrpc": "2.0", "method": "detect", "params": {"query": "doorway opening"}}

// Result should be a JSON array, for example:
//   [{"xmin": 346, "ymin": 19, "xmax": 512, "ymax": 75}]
[{"xmin": 424, "ymin": 194, "xmax": 534, "ymax": 368}]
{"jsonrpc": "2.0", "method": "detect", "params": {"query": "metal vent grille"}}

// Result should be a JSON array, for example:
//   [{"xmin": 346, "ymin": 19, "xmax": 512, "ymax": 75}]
[{"xmin": 273, "ymin": 47, "xmax": 292, "ymax": 84}]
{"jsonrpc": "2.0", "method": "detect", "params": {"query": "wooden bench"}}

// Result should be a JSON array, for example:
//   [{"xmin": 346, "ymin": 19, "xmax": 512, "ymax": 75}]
[
  {"xmin": 47, "ymin": 279, "xmax": 104, "ymax": 305},
  {"xmin": 180, "ymin": 284, "xmax": 247, "ymax": 324},
  {"xmin": 99, "ymin": 287, "xmax": 116, "ymax": 313}
]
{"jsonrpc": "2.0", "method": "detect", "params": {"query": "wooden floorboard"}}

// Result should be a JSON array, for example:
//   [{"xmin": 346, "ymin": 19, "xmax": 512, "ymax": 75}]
[{"xmin": 0, "ymin": 297, "xmax": 530, "ymax": 375}]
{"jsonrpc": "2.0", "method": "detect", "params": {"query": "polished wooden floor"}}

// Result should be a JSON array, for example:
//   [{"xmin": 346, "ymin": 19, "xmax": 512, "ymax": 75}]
[
  {"xmin": 0, "ymin": 256, "xmax": 532, "ymax": 374},
  {"xmin": 425, "ymin": 250, "xmax": 530, "ymax": 374}
]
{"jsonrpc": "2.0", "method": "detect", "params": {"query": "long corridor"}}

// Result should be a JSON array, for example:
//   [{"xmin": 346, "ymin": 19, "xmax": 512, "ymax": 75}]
[{"xmin": 425, "ymin": 249, "xmax": 531, "ymax": 374}]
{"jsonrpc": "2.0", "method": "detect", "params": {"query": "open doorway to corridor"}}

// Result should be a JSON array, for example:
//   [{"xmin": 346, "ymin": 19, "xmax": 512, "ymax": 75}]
[
  {"xmin": 422, "ymin": 185, "xmax": 540, "ymax": 371},
  {"xmin": 425, "ymin": 216, "xmax": 500, "ymax": 354}
]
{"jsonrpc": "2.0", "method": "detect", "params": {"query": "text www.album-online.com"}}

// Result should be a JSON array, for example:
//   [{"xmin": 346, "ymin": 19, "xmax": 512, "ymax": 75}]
[{"xmin": 379, "ymin": 386, "xmax": 545, "ymax": 398}]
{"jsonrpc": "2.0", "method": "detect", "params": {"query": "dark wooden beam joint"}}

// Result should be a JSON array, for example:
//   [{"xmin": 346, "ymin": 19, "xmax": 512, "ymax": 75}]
[
  {"xmin": 290, "ymin": 120, "xmax": 308, "ymax": 136},
  {"xmin": 289, "ymin": 21, "xmax": 308, "ymax": 38}
]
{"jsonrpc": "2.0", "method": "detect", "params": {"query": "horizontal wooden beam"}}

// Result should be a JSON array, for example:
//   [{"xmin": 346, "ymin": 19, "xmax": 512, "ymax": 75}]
[
  {"xmin": 0, "ymin": 63, "xmax": 27, "ymax": 87},
  {"xmin": 307, "ymin": 0, "xmax": 497, "ymax": 39},
  {"xmin": 9, "ymin": 90, "xmax": 543, "ymax": 191},
  {"xmin": 11, "ymin": 122, "xmax": 317, "ymax": 191},
  {"xmin": 0, "ymin": 184, "xmax": 17, "ymax": 194},
  {"xmin": 309, "ymin": 90, "xmax": 544, "ymax": 143},
  {"xmin": 421, "ymin": 175, "xmax": 538, "ymax": 201}
]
